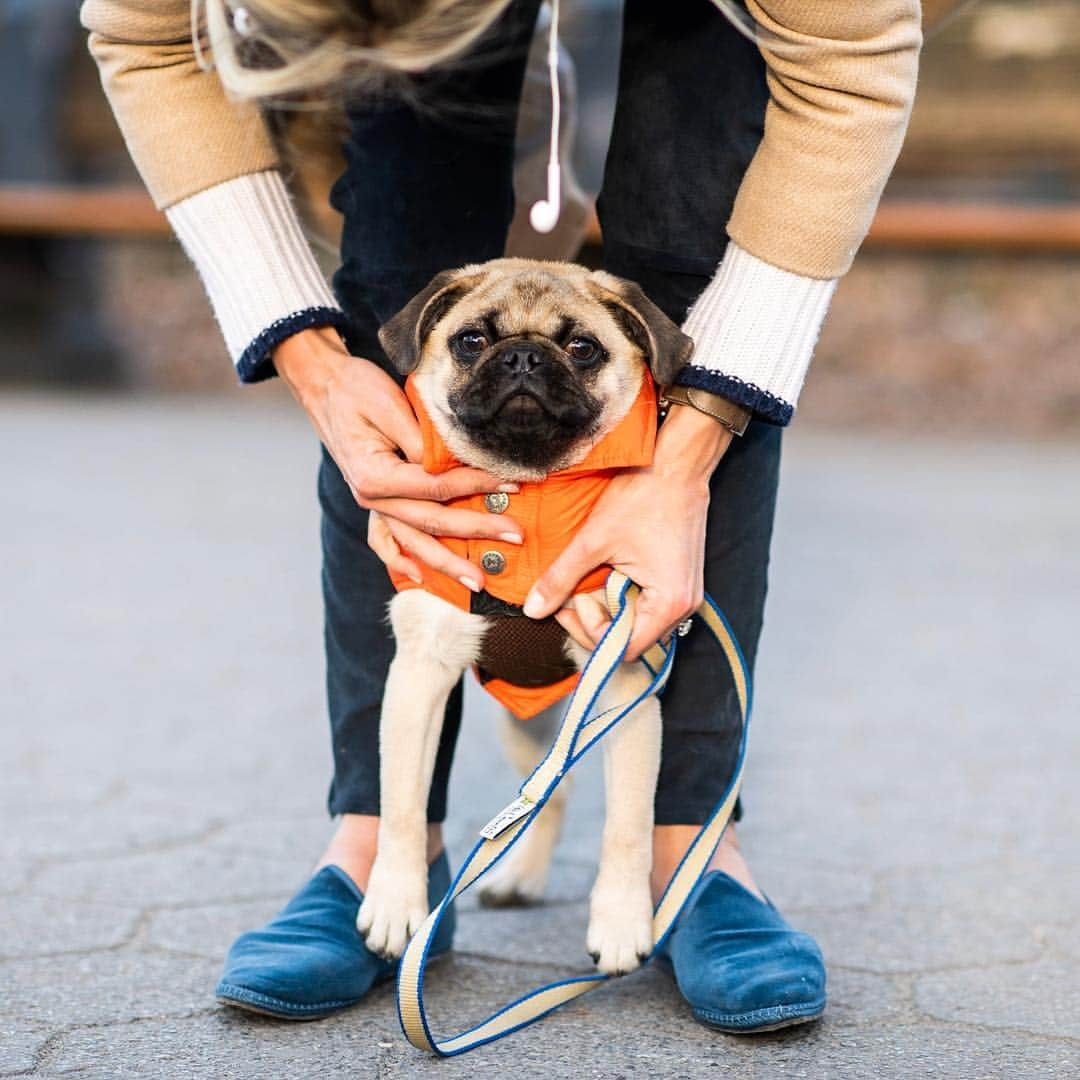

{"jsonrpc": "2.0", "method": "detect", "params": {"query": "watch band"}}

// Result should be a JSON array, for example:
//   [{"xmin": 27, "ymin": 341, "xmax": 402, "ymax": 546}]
[{"xmin": 659, "ymin": 383, "xmax": 752, "ymax": 436}]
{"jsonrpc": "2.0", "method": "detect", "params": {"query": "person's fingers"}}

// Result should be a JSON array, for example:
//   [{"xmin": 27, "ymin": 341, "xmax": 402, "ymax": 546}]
[
  {"xmin": 554, "ymin": 592, "xmax": 614, "ymax": 651},
  {"xmin": 379, "ymin": 400, "xmax": 425, "ymax": 464},
  {"xmin": 356, "ymin": 458, "xmax": 519, "ymax": 504},
  {"xmin": 574, "ymin": 592, "xmax": 613, "ymax": 644},
  {"xmin": 426, "ymin": 465, "xmax": 521, "ymax": 501},
  {"xmin": 357, "ymin": 368, "xmax": 426, "ymax": 463},
  {"xmin": 372, "ymin": 498, "xmax": 524, "ymax": 543},
  {"xmin": 624, "ymin": 584, "xmax": 699, "ymax": 662},
  {"xmin": 367, "ymin": 510, "xmax": 394, "ymax": 563},
  {"xmin": 554, "ymin": 607, "xmax": 594, "ymax": 651},
  {"xmin": 367, "ymin": 511, "xmax": 422, "ymax": 584},
  {"xmin": 354, "ymin": 379, "xmax": 517, "ymax": 493},
  {"xmin": 624, "ymin": 610, "xmax": 672, "ymax": 663},
  {"xmin": 384, "ymin": 517, "xmax": 486, "ymax": 593},
  {"xmin": 523, "ymin": 530, "xmax": 606, "ymax": 619}
]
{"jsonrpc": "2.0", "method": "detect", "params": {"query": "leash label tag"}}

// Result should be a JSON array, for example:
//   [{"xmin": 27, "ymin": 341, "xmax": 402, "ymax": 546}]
[{"xmin": 479, "ymin": 796, "xmax": 533, "ymax": 840}]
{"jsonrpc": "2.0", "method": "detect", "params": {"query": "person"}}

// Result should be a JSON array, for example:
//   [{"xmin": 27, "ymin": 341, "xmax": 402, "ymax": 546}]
[{"xmin": 81, "ymin": 0, "xmax": 922, "ymax": 1033}]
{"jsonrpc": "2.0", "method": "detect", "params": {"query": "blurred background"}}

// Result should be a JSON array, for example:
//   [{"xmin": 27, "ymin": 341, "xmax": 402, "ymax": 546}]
[{"xmin": 1, "ymin": 0, "xmax": 1078, "ymax": 432}]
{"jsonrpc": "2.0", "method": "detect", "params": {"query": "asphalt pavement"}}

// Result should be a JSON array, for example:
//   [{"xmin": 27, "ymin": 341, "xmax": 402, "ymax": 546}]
[{"xmin": 2, "ymin": 391, "xmax": 1077, "ymax": 1078}]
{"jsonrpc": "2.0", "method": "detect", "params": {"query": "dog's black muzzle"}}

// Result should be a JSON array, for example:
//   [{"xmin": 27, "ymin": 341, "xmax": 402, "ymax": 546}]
[{"xmin": 447, "ymin": 342, "xmax": 602, "ymax": 468}]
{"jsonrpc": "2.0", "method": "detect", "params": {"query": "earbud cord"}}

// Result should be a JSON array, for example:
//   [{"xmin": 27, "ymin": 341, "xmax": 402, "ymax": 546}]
[{"xmin": 529, "ymin": 0, "xmax": 562, "ymax": 234}]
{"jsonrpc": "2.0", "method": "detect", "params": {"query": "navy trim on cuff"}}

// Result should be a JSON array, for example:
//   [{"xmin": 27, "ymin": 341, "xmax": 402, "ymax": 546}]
[
  {"xmin": 235, "ymin": 307, "xmax": 351, "ymax": 384},
  {"xmin": 674, "ymin": 365, "xmax": 794, "ymax": 427}
]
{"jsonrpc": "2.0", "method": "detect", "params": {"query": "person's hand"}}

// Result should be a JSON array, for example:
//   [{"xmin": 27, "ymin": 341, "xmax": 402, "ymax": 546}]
[
  {"xmin": 524, "ymin": 405, "xmax": 734, "ymax": 661},
  {"xmin": 366, "ymin": 508, "xmax": 487, "ymax": 589},
  {"xmin": 274, "ymin": 327, "xmax": 524, "ymax": 591}
]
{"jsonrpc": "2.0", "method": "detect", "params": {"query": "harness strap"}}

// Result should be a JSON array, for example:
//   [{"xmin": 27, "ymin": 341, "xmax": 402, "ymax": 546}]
[{"xmin": 395, "ymin": 570, "xmax": 751, "ymax": 1056}]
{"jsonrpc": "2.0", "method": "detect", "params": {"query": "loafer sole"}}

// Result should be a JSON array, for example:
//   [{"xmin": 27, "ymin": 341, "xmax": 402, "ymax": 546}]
[
  {"xmin": 216, "ymin": 948, "xmax": 449, "ymax": 1021},
  {"xmin": 216, "ymin": 990, "xmax": 357, "ymax": 1021},
  {"xmin": 692, "ymin": 996, "xmax": 826, "ymax": 1035}
]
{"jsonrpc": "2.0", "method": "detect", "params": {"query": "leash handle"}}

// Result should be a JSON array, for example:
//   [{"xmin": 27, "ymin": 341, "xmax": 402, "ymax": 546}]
[{"xmin": 395, "ymin": 571, "xmax": 751, "ymax": 1056}]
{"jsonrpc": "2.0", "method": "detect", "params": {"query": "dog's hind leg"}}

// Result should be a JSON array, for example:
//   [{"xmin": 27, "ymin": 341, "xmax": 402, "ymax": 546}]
[
  {"xmin": 357, "ymin": 590, "xmax": 487, "ymax": 960},
  {"xmin": 478, "ymin": 704, "xmax": 570, "ymax": 907}
]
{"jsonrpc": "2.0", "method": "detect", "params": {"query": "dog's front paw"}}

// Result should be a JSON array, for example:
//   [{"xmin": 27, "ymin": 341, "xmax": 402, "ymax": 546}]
[
  {"xmin": 587, "ymin": 879, "xmax": 654, "ymax": 976},
  {"xmin": 356, "ymin": 857, "xmax": 428, "ymax": 960}
]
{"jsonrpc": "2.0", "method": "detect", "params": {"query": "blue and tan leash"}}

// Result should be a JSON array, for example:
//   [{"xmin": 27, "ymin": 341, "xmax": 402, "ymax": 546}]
[{"xmin": 396, "ymin": 570, "xmax": 751, "ymax": 1056}]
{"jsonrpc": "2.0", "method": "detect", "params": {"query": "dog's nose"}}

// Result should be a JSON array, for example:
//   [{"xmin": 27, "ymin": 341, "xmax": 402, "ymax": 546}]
[{"xmin": 500, "ymin": 344, "xmax": 542, "ymax": 375}]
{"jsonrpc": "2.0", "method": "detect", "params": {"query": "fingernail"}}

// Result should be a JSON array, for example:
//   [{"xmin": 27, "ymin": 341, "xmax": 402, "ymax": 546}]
[
  {"xmin": 499, "ymin": 532, "xmax": 523, "ymax": 545},
  {"xmin": 498, "ymin": 483, "xmax": 520, "ymax": 493},
  {"xmin": 459, "ymin": 576, "xmax": 481, "ymax": 593},
  {"xmin": 408, "ymin": 571, "xmax": 423, "ymax": 585},
  {"xmin": 523, "ymin": 591, "xmax": 543, "ymax": 618}
]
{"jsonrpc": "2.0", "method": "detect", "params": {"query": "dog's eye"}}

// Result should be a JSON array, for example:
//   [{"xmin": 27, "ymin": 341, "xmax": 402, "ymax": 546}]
[
  {"xmin": 453, "ymin": 331, "xmax": 489, "ymax": 358},
  {"xmin": 566, "ymin": 337, "xmax": 600, "ymax": 365}
]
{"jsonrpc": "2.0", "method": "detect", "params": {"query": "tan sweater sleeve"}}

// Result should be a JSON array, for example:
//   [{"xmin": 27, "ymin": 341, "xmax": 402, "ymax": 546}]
[
  {"xmin": 80, "ymin": 0, "xmax": 280, "ymax": 208},
  {"xmin": 676, "ymin": 2, "xmax": 922, "ymax": 423},
  {"xmin": 728, "ymin": 0, "xmax": 923, "ymax": 280}
]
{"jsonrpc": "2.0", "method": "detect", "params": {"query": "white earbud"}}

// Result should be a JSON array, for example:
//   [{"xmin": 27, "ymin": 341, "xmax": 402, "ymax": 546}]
[
  {"xmin": 231, "ymin": 5, "xmax": 256, "ymax": 37},
  {"xmin": 530, "ymin": 162, "xmax": 562, "ymax": 234},
  {"xmin": 529, "ymin": 0, "xmax": 562, "ymax": 235}
]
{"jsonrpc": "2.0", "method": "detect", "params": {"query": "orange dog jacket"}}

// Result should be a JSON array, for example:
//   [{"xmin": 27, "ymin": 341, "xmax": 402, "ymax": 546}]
[{"xmin": 389, "ymin": 370, "xmax": 658, "ymax": 719}]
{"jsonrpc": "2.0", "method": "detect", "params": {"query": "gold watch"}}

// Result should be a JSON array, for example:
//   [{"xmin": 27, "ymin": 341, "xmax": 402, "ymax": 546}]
[{"xmin": 659, "ymin": 384, "xmax": 752, "ymax": 436}]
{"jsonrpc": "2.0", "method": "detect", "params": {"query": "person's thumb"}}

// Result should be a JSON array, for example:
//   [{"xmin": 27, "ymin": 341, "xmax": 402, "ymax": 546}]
[
  {"xmin": 523, "ymin": 532, "xmax": 605, "ymax": 619},
  {"xmin": 378, "ymin": 390, "xmax": 424, "ymax": 463}
]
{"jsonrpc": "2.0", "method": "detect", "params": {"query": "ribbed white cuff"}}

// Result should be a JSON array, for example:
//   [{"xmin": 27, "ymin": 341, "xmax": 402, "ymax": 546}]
[
  {"xmin": 679, "ymin": 242, "xmax": 838, "ymax": 424},
  {"xmin": 166, "ymin": 171, "xmax": 344, "ymax": 379}
]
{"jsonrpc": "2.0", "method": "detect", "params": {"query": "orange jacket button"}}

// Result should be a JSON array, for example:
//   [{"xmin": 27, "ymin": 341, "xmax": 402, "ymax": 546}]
[
  {"xmin": 484, "ymin": 492, "xmax": 510, "ymax": 514},
  {"xmin": 480, "ymin": 550, "xmax": 506, "ymax": 574}
]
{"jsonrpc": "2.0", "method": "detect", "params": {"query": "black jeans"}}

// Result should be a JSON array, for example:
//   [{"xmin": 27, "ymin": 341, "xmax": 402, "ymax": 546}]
[{"xmin": 322, "ymin": 0, "xmax": 779, "ymax": 825}]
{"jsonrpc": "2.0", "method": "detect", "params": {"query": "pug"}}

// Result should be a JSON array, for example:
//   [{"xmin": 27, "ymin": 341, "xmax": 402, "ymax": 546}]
[{"xmin": 356, "ymin": 258, "xmax": 693, "ymax": 975}]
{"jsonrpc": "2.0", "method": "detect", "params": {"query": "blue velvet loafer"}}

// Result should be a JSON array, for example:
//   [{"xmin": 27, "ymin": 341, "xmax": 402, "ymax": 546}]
[
  {"xmin": 657, "ymin": 871, "xmax": 826, "ymax": 1033},
  {"xmin": 216, "ymin": 850, "xmax": 455, "ymax": 1020}
]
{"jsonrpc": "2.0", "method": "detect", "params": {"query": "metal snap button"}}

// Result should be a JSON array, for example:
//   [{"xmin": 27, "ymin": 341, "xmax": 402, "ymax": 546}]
[
  {"xmin": 483, "ymin": 492, "xmax": 510, "ymax": 514},
  {"xmin": 480, "ymin": 551, "xmax": 506, "ymax": 574}
]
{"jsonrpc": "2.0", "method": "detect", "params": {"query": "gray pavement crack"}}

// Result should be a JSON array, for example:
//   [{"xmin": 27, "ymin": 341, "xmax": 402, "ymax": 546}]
[
  {"xmin": 20, "ymin": 817, "xmax": 232, "ymax": 873},
  {"xmin": 18, "ymin": 1008, "xmax": 225, "ymax": 1077}
]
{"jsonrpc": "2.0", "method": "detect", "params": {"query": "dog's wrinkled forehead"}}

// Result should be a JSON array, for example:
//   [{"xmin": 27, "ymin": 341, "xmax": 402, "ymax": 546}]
[
  {"xmin": 433, "ymin": 266, "xmax": 618, "ymax": 340},
  {"xmin": 377, "ymin": 258, "xmax": 694, "ymax": 385}
]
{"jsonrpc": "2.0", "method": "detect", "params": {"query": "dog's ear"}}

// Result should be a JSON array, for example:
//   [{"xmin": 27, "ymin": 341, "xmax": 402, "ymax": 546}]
[
  {"xmin": 378, "ymin": 271, "xmax": 478, "ymax": 375},
  {"xmin": 588, "ymin": 272, "xmax": 695, "ymax": 385}
]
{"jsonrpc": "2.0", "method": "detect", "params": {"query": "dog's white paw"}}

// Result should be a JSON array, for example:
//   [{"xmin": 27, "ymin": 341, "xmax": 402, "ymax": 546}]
[
  {"xmin": 586, "ymin": 879, "xmax": 654, "ymax": 976},
  {"xmin": 477, "ymin": 849, "xmax": 549, "ymax": 908},
  {"xmin": 356, "ymin": 857, "xmax": 428, "ymax": 960}
]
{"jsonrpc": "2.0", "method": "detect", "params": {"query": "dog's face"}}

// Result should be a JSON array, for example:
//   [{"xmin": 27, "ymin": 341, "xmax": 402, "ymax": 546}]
[{"xmin": 378, "ymin": 259, "xmax": 694, "ymax": 480}]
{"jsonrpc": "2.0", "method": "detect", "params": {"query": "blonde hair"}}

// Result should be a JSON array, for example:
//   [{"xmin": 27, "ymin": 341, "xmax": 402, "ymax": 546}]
[{"xmin": 196, "ymin": 0, "xmax": 516, "ymax": 100}]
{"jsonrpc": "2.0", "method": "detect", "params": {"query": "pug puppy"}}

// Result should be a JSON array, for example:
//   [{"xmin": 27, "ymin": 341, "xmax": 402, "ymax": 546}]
[{"xmin": 357, "ymin": 258, "xmax": 693, "ymax": 975}]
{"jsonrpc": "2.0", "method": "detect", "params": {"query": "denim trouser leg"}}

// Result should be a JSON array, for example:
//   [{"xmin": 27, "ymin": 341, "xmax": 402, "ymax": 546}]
[{"xmin": 322, "ymin": 0, "xmax": 780, "ymax": 824}]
